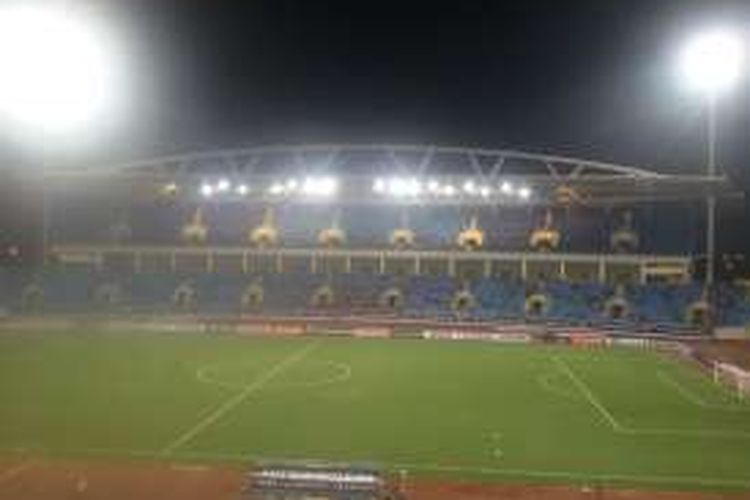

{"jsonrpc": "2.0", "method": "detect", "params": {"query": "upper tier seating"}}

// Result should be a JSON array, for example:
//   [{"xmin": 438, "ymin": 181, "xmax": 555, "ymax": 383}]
[{"xmin": 47, "ymin": 201, "xmax": 701, "ymax": 254}]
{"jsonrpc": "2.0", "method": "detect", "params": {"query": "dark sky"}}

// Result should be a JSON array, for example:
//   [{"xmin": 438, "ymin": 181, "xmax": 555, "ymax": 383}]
[
  {"xmin": 2, "ymin": 0, "xmax": 750, "ymax": 258},
  {"xmin": 93, "ymin": 0, "xmax": 750, "ymax": 180}
]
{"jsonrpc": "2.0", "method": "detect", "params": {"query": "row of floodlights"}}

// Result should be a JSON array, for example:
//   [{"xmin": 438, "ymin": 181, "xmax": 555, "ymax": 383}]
[
  {"xmin": 372, "ymin": 177, "xmax": 532, "ymax": 200},
  {"xmin": 200, "ymin": 176, "xmax": 339, "ymax": 198},
  {"xmin": 197, "ymin": 176, "xmax": 531, "ymax": 200}
]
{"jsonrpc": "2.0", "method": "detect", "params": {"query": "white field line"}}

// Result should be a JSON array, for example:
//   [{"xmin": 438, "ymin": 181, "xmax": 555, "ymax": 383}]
[
  {"xmin": 553, "ymin": 357, "xmax": 750, "ymax": 439},
  {"xmin": 0, "ymin": 462, "xmax": 32, "ymax": 485},
  {"xmin": 657, "ymin": 371, "xmax": 750, "ymax": 413},
  {"xmin": 161, "ymin": 340, "xmax": 319, "ymax": 455},
  {"xmin": 4, "ymin": 446, "xmax": 750, "ymax": 490},
  {"xmin": 287, "ymin": 362, "xmax": 352, "ymax": 389},
  {"xmin": 536, "ymin": 373, "xmax": 578, "ymax": 401},
  {"xmin": 197, "ymin": 360, "xmax": 352, "ymax": 391},
  {"xmin": 552, "ymin": 356, "xmax": 623, "ymax": 431}
]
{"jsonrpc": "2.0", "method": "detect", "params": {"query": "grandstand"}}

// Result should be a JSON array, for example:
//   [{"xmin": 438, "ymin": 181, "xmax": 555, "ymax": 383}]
[{"xmin": 3, "ymin": 144, "xmax": 748, "ymax": 334}]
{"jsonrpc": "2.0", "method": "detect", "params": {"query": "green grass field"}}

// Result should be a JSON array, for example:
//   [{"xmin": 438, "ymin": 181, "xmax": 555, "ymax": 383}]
[{"xmin": 1, "ymin": 330, "xmax": 749, "ymax": 490}]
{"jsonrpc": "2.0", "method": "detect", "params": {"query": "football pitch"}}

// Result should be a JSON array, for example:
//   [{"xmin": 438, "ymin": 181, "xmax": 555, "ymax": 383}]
[{"xmin": 1, "ymin": 330, "xmax": 749, "ymax": 491}]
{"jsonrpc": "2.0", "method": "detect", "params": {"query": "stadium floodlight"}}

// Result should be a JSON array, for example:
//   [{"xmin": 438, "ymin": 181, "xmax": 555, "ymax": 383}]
[
  {"xmin": 216, "ymin": 178, "xmax": 231, "ymax": 192},
  {"xmin": 407, "ymin": 177, "xmax": 422, "ymax": 196},
  {"xmin": 200, "ymin": 183, "xmax": 214, "ymax": 198},
  {"xmin": 427, "ymin": 179, "xmax": 440, "ymax": 193},
  {"xmin": 479, "ymin": 185, "xmax": 491, "ymax": 198},
  {"xmin": 517, "ymin": 186, "xmax": 532, "ymax": 200},
  {"xmin": 373, "ymin": 178, "xmax": 386, "ymax": 193},
  {"xmin": 302, "ymin": 176, "xmax": 338, "ymax": 197},
  {"xmin": 236, "ymin": 184, "xmax": 249, "ymax": 195},
  {"xmin": 0, "ymin": 4, "xmax": 123, "ymax": 135},
  {"xmin": 286, "ymin": 178, "xmax": 299, "ymax": 191},
  {"xmin": 387, "ymin": 177, "xmax": 421, "ymax": 197},
  {"xmin": 500, "ymin": 181, "xmax": 514, "ymax": 195},
  {"xmin": 268, "ymin": 182, "xmax": 286, "ymax": 195},
  {"xmin": 442, "ymin": 184, "xmax": 457, "ymax": 197},
  {"xmin": 679, "ymin": 28, "xmax": 745, "ymax": 96},
  {"xmin": 462, "ymin": 180, "xmax": 476, "ymax": 194}
]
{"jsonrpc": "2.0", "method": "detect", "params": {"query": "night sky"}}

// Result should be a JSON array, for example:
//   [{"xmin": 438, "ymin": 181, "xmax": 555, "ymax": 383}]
[
  {"xmin": 111, "ymin": 0, "xmax": 750, "ymax": 176},
  {"xmin": 2, "ymin": 0, "xmax": 750, "ymax": 258}
]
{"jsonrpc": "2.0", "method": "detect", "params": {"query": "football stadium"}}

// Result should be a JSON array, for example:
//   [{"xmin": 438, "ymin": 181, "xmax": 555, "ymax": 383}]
[
  {"xmin": 2, "ymin": 144, "xmax": 750, "ymax": 499},
  {"xmin": 2, "ymin": 2, "xmax": 750, "ymax": 499}
]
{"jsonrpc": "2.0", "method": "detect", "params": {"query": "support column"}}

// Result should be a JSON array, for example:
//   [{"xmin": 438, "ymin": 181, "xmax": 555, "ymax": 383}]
[
  {"xmin": 520, "ymin": 257, "xmax": 528, "ymax": 281},
  {"xmin": 483, "ymin": 258, "xmax": 492, "ymax": 279},
  {"xmin": 448, "ymin": 255, "xmax": 456, "ymax": 278},
  {"xmin": 597, "ymin": 258, "xmax": 606, "ymax": 284},
  {"xmin": 345, "ymin": 255, "xmax": 352, "ymax": 274},
  {"xmin": 639, "ymin": 261, "xmax": 648, "ymax": 285},
  {"xmin": 378, "ymin": 252, "xmax": 386, "ymax": 274},
  {"xmin": 170, "ymin": 252, "xmax": 177, "ymax": 273},
  {"xmin": 706, "ymin": 97, "xmax": 717, "ymax": 291},
  {"xmin": 242, "ymin": 251, "xmax": 248, "ymax": 274},
  {"xmin": 414, "ymin": 255, "xmax": 421, "ymax": 275},
  {"xmin": 311, "ymin": 253, "xmax": 318, "ymax": 274},
  {"xmin": 559, "ymin": 260, "xmax": 567, "ymax": 281},
  {"xmin": 207, "ymin": 252, "xmax": 214, "ymax": 273},
  {"xmin": 275, "ymin": 252, "xmax": 283, "ymax": 273}
]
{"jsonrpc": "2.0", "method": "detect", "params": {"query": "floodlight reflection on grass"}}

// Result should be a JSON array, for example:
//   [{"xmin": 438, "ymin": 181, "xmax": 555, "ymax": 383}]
[
  {"xmin": 0, "ymin": 4, "xmax": 121, "ymax": 135},
  {"xmin": 679, "ymin": 28, "xmax": 745, "ymax": 96}
]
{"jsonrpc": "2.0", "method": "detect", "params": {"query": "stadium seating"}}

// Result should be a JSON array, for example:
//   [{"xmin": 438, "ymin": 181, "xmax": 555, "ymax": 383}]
[{"xmin": 3, "ymin": 266, "xmax": 749, "ymax": 331}]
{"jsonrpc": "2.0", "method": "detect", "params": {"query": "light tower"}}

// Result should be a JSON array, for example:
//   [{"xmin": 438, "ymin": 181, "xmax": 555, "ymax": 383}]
[
  {"xmin": 0, "ymin": 4, "xmax": 126, "ymax": 262},
  {"xmin": 678, "ymin": 28, "xmax": 745, "ymax": 292}
]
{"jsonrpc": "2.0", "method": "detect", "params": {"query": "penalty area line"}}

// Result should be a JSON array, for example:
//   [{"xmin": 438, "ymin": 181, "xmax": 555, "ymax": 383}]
[
  {"xmin": 553, "ymin": 356, "xmax": 624, "ymax": 431},
  {"xmin": 161, "ymin": 340, "xmax": 319, "ymax": 456}
]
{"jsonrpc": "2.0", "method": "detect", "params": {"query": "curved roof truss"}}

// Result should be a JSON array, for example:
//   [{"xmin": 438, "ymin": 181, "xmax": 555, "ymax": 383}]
[{"xmin": 45, "ymin": 144, "xmax": 740, "ymax": 205}]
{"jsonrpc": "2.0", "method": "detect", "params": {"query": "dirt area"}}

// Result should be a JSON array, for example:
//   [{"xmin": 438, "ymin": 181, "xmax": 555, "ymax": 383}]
[
  {"xmin": 0, "ymin": 457, "xmax": 244, "ymax": 500},
  {"xmin": 1, "ymin": 457, "xmax": 749, "ymax": 500}
]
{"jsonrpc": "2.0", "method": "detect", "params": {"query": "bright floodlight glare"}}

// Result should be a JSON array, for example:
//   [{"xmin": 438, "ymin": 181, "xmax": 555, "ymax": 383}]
[
  {"xmin": 385, "ymin": 177, "xmax": 414, "ymax": 197},
  {"xmin": 442, "ymin": 185, "xmax": 456, "ymax": 197},
  {"xmin": 463, "ymin": 180, "xmax": 476, "ymax": 194},
  {"xmin": 200, "ymin": 184, "xmax": 214, "ymax": 198},
  {"xmin": 302, "ymin": 176, "xmax": 338, "ymax": 196},
  {"xmin": 518, "ymin": 186, "xmax": 532, "ymax": 200},
  {"xmin": 217, "ymin": 178, "xmax": 231, "ymax": 192},
  {"xmin": 268, "ymin": 182, "xmax": 285, "ymax": 195},
  {"xmin": 500, "ymin": 181, "xmax": 514, "ymax": 195},
  {"xmin": 0, "ymin": 4, "xmax": 120, "ymax": 133},
  {"xmin": 679, "ymin": 28, "xmax": 745, "ymax": 95},
  {"xmin": 387, "ymin": 177, "xmax": 408, "ymax": 197},
  {"xmin": 286, "ymin": 178, "xmax": 299, "ymax": 191},
  {"xmin": 373, "ymin": 178, "xmax": 386, "ymax": 193},
  {"xmin": 236, "ymin": 184, "xmax": 249, "ymax": 195}
]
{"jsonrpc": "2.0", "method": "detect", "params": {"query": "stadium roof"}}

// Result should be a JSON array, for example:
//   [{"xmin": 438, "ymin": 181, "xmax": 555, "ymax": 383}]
[{"xmin": 44, "ymin": 144, "xmax": 741, "ymax": 206}]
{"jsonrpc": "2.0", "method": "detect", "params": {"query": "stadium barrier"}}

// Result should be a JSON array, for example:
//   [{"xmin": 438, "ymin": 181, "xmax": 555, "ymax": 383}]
[
  {"xmin": 422, "ymin": 329, "xmax": 532, "ymax": 343},
  {"xmin": 713, "ymin": 361, "xmax": 750, "ymax": 399}
]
